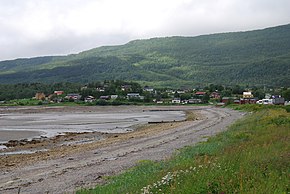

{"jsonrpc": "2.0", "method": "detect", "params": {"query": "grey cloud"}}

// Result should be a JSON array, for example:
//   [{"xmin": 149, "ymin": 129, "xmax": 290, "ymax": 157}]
[
  {"xmin": 1, "ymin": 32, "xmax": 130, "ymax": 60},
  {"xmin": 0, "ymin": 0, "xmax": 290, "ymax": 61}
]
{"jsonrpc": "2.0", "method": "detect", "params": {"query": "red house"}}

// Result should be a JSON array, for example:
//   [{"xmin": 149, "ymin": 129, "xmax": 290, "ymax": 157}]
[
  {"xmin": 210, "ymin": 92, "xmax": 221, "ymax": 99},
  {"xmin": 195, "ymin": 91, "xmax": 206, "ymax": 96},
  {"xmin": 54, "ymin": 91, "xmax": 64, "ymax": 96}
]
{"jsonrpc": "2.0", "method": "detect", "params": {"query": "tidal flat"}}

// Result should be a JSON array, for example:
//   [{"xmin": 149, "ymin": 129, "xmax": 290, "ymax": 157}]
[{"xmin": 0, "ymin": 106, "xmax": 185, "ymax": 143}]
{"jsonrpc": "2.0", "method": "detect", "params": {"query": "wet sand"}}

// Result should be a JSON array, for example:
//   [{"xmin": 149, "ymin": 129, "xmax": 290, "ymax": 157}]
[
  {"xmin": 0, "ymin": 131, "xmax": 42, "ymax": 143},
  {"xmin": 0, "ymin": 106, "xmax": 185, "ymax": 143}
]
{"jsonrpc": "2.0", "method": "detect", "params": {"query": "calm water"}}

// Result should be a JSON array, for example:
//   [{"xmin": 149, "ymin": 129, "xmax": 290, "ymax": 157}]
[{"xmin": 0, "ymin": 110, "xmax": 185, "ymax": 143}]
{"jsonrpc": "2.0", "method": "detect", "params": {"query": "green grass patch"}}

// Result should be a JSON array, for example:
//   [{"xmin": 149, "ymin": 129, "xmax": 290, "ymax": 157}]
[
  {"xmin": 227, "ymin": 104, "xmax": 289, "ymax": 113},
  {"xmin": 0, "ymin": 99, "xmax": 42, "ymax": 106},
  {"xmin": 78, "ymin": 106, "xmax": 290, "ymax": 194},
  {"xmin": 0, "ymin": 99, "xmax": 85, "ymax": 107}
]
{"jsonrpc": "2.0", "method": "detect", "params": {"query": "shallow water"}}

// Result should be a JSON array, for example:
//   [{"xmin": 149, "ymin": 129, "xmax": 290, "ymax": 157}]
[
  {"xmin": 0, "ymin": 145, "xmax": 7, "ymax": 150},
  {"xmin": 0, "ymin": 110, "xmax": 185, "ymax": 143},
  {"xmin": 0, "ymin": 149, "xmax": 48, "ymax": 156}
]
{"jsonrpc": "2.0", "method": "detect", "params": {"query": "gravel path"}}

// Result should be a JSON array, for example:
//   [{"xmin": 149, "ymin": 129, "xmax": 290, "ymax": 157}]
[{"xmin": 0, "ymin": 106, "xmax": 244, "ymax": 194}]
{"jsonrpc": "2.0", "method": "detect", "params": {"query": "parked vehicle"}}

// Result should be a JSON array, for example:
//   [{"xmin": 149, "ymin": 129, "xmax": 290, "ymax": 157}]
[{"xmin": 262, "ymin": 99, "xmax": 272, "ymax": 105}]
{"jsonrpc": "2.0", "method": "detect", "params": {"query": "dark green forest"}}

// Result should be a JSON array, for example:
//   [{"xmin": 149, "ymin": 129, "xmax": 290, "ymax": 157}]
[
  {"xmin": 0, "ymin": 83, "xmax": 81, "ymax": 101},
  {"xmin": 0, "ymin": 24, "xmax": 289, "ymax": 87}
]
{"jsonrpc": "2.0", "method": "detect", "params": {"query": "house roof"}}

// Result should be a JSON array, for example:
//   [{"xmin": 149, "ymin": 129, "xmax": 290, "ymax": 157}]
[
  {"xmin": 100, "ymin": 96, "xmax": 110, "ymax": 99},
  {"xmin": 196, "ymin": 91, "xmax": 206, "ymax": 95},
  {"xmin": 222, "ymin": 97, "xmax": 238, "ymax": 100},
  {"xmin": 67, "ymin": 93, "xmax": 80, "ymax": 96}
]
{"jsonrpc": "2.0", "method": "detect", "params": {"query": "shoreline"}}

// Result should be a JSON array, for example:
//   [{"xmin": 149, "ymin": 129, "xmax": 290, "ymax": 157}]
[
  {"xmin": 0, "ymin": 130, "xmax": 43, "ymax": 143},
  {"xmin": 0, "ymin": 106, "xmax": 186, "ymax": 146},
  {"xmin": 0, "ymin": 106, "xmax": 244, "ymax": 194}
]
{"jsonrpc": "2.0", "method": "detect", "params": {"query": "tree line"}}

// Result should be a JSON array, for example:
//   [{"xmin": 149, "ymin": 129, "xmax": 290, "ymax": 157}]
[{"xmin": 1, "ymin": 81, "xmax": 289, "ymax": 102}]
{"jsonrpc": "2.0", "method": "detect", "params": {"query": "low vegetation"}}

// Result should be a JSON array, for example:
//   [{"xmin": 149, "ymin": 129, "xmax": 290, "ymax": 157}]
[{"xmin": 78, "ymin": 105, "xmax": 289, "ymax": 193}]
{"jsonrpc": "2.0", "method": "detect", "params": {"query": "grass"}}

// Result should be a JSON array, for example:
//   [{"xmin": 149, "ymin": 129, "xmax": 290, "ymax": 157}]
[
  {"xmin": 78, "ymin": 105, "xmax": 289, "ymax": 194},
  {"xmin": 0, "ymin": 98, "xmax": 42, "ymax": 106},
  {"xmin": 0, "ymin": 99, "xmax": 82, "ymax": 106}
]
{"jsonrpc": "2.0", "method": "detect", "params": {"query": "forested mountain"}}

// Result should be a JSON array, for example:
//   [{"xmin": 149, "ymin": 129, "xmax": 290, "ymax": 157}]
[{"xmin": 0, "ymin": 24, "xmax": 290, "ymax": 87}]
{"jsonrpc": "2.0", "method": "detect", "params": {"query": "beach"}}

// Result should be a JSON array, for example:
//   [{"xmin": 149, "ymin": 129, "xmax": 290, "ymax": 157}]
[
  {"xmin": 0, "ymin": 106, "xmax": 185, "ymax": 143},
  {"xmin": 0, "ymin": 106, "xmax": 244, "ymax": 194}
]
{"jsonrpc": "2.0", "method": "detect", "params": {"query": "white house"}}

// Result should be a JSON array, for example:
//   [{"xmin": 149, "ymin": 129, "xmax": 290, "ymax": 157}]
[
  {"xmin": 111, "ymin": 95, "xmax": 119, "ymax": 99},
  {"xmin": 127, "ymin": 93, "xmax": 144, "ymax": 100},
  {"xmin": 243, "ymin": 91, "xmax": 254, "ymax": 98},
  {"xmin": 85, "ymin": 96, "xmax": 95, "ymax": 103},
  {"xmin": 172, "ymin": 98, "xmax": 181, "ymax": 104}
]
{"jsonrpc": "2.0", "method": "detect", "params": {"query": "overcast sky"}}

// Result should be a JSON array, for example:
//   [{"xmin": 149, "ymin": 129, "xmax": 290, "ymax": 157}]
[{"xmin": 0, "ymin": 0, "xmax": 290, "ymax": 61}]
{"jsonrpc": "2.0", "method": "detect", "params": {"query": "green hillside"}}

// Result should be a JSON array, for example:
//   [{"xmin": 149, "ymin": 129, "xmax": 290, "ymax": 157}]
[{"xmin": 0, "ymin": 24, "xmax": 290, "ymax": 87}]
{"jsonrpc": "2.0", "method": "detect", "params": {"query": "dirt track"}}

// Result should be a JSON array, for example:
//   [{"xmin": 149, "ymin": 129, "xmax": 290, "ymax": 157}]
[{"xmin": 0, "ymin": 106, "xmax": 244, "ymax": 194}]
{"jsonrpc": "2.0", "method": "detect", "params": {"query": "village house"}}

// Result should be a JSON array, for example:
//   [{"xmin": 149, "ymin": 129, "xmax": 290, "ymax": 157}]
[
  {"xmin": 66, "ymin": 93, "xmax": 81, "ymax": 101},
  {"xmin": 110, "ymin": 95, "xmax": 119, "ymax": 100},
  {"xmin": 210, "ymin": 92, "xmax": 221, "ymax": 99},
  {"xmin": 143, "ymin": 86, "xmax": 154, "ymax": 93},
  {"xmin": 181, "ymin": 100, "xmax": 189, "ymax": 104},
  {"xmin": 81, "ymin": 86, "xmax": 87, "ymax": 90},
  {"xmin": 221, "ymin": 97, "xmax": 238, "ymax": 104},
  {"xmin": 127, "ymin": 93, "xmax": 144, "ymax": 100},
  {"xmin": 240, "ymin": 91, "xmax": 257, "ymax": 104},
  {"xmin": 127, "ymin": 93, "xmax": 140, "ymax": 98},
  {"xmin": 172, "ymin": 98, "xmax": 181, "ymax": 104},
  {"xmin": 35, "ymin": 92, "xmax": 46, "ymax": 100},
  {"xmin": 85, "ymin": 96, "xmax": 96, "ymax": 103},
  {"xmin": 100, "ymin": 96, "xmax": 110, "ymax": 100},
  {"xmin": 240, "ymin": 98, "xmax": 257, "ymax": 104},
  {"xmin": 195, "ymin": 91, "xmax": 206, "ymax": 97},
  {"xmin": 96, "ymin": 87, "xmax": 105, "ymax": 92},
  {"xmin": 44, "ymin": 92, "xmax": 61, "ymax": 102},
  {"xmin": 243, "ymin": 91, "xmax": 254, "ymax": 98},
  {"xmin": 121, "ymin": 85, "xmax": 132, "ymax": 91},
  {"xmin": 188, "ymin": 98, "xmax": 202, "ymax": 104},
  {"xmin": 177, "ymin": 90, "xmax": 186, "ymax": 94},
  {"xmin": 54, "ymin": 91, "xmax": 64, "ymax": 96}
]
